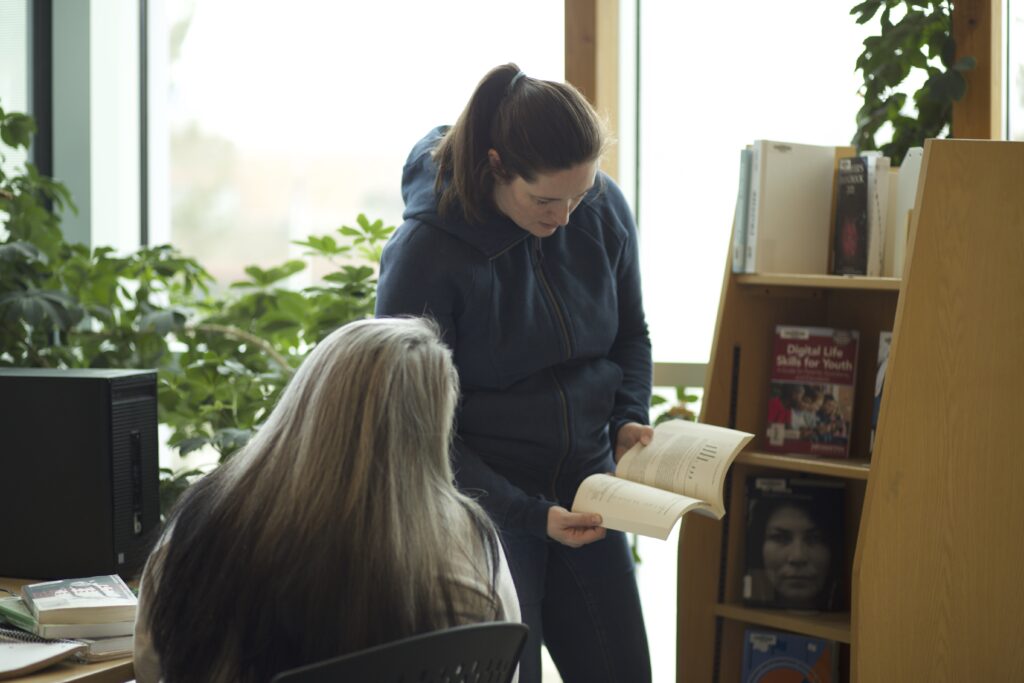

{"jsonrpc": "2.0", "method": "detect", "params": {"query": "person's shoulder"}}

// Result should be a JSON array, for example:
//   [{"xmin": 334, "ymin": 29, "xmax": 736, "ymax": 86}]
[
  {"xmin": 571, "ymin": 172, "xmax": 635, "ymax": 246},
  {"xmin": 383, "ymin": 217, "xmax": 481, "ymax": 265}
]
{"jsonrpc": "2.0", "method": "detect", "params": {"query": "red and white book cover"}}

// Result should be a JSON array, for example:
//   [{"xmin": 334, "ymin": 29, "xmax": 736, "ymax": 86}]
[{"xmin": 765, "ymin": 326, "xmax": 859, "ymax": 458}]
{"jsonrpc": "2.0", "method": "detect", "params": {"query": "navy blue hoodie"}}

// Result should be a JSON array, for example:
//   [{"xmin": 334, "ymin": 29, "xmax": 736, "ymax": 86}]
[{"xmin": 376, "ymin": 127, "xmax": 652, "ymax": 538}]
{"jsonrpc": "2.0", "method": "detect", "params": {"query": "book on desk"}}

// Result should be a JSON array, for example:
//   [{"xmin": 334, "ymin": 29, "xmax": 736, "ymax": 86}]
[{"xmin": 0, "ymin": 575, "xmax": 137, "ymax": 680}]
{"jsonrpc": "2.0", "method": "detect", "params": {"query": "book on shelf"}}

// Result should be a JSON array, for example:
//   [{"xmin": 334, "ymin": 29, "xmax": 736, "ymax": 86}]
[
  {"xmin": 0, "ymin": 596, "xmax": 134, "ymax": 639},
  {"xmin": 741, "ymin": 627, "xmax": 838, "ymax": 683},
  {"xmin": 732, "ymin": 146, "xmax": 753, "ymax": 273},
  {"xmin": 863, "ymin": 153, "xmax": 891, "ymax": 277},
  {"xmin": 571, "ymin": 419, "xmax": 753, "ymax": 540},
  {"xmin": 0, "ymin": 626, "xmax": 87, "ymax": 679},
  {"xmin": 832, "ymin": 153, "xmax": 892, "ymax": 277},
  {"xmin": 22, "ymin": 575, "xmax": 137, "ymax": 625},
  {"xmin": 744, "ymin": 140, "xmax": 852, "ymax": 275},
  {"xmin": 831, "ymin": 156, "xmax": 868, "ymax": 275},
  {"xmin": 883, "ymin": 146, "xmax": 923, "ymax": 278},
  {"xmin": 743, "ymin": 475, "xmax": 846, "ymax": 612},
  {"xmin": 869, "ymin": 330, "xmax": 893, "ymax": 455},
  {"xmin": 765, "ymin": 325, "xmax": 859, "ymax": 459}
]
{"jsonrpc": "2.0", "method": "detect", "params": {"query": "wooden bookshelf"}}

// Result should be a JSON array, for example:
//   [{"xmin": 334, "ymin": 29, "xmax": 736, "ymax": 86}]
[
  {"xmin": 736, "ymin": 451, "xmax": 870, "ymax": 480},
  {"xmin": 735, "ymin": 273, "xmax": 901, "ymax": 292},
  {"xmin": 677, "ymin": 139, "xmax": 1024, "ymax": 682},
  {"xmin": 713, "ymin": 603, "xmax": 852, "ymax": 644}
]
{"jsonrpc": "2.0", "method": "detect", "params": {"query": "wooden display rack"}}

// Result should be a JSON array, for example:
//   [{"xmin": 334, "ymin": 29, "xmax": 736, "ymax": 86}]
[{"xmin": 676, "ymin": 139, "xmax": 1024, "ymax": 682}]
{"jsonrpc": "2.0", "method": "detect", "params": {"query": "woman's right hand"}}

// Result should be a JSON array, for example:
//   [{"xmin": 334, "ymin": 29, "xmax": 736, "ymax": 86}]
[{"xmin": 547, "ymin": 506, "xmax": 606, "ymax": 548}]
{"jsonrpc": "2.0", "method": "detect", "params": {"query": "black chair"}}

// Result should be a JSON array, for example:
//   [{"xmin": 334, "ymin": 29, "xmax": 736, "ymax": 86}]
[{"xmin": 270, "ymin": 621, "xmax": 529, "ymax": 683}]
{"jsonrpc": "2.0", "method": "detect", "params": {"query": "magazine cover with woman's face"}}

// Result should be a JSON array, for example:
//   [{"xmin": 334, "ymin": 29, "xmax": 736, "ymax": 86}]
[{"xmin": 743, "ymin": 476, "xmax": 846, "ymax": 612}]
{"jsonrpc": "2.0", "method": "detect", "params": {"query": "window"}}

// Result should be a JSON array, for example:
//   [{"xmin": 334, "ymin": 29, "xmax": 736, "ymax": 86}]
[
  {"xmin": 0, "ymin": 0, "xmax": 29, "ymax": 182},
  {"xmin": 637, "ymin": 3, "xmax": 876, "ymax": 364},
  {"xmin": 1009, "ymin": 0, "xmax": 1024, "ymax": 139},
  {"xmin": 157, "ymin": 0, "xmax": 564, "ymax": 287}
]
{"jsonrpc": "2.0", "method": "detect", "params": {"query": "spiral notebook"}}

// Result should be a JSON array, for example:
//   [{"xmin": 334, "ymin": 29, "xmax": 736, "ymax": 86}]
[{"xmin": 0, "ymin": 627, "xmax": 87, "ymax": 679}]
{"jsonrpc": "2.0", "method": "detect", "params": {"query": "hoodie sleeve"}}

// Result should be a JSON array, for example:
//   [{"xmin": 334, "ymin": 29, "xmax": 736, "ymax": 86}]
[
  {"xmin": 603, "ymin": 182, "xmax": 653, "ymax": 445},
  {"xmin": 376, "ymin": 223, "xmax": 555, "ymax": 539}
]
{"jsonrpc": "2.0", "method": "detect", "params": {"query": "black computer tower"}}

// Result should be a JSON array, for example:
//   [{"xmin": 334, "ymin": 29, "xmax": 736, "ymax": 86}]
[{"xmin": 0, "ymin": 368, "xmax": 161, "ymax": 579}]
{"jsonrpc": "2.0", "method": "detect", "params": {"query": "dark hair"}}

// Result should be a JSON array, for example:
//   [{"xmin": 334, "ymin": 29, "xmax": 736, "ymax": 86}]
[
  {"xmin": 777, "ymin": 383, "xmax": 804, "ymax": 406},
  {"xmin": 802, "ymin": 384, "xmax": 823, "ymax": 401},
  {"xmin": 434, "ymin": 62, "xmax": 608, "ymax": 224}
]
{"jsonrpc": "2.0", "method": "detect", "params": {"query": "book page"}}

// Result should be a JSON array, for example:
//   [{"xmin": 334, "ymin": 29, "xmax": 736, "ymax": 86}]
[
  {"xmin": 616, "ymin": 420, "xmax": 753, "ymax": 516},
  {"xmin": 571, "ymin": 473, "xmax": 712, "ymax": 540},
  {"xmin": 0, "ymin": 628, "xmax": 86, "ymax": 678}
]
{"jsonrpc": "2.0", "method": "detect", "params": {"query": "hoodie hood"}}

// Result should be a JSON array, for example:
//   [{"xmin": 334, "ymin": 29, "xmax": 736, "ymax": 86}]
[{"xmin": 400, "ymin": 126, "xmax": 528, "ymax": 258}]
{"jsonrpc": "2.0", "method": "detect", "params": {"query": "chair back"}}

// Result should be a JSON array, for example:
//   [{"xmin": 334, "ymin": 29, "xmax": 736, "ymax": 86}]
[{"xmin": 270, "ymin": 621, "xmax": 528, "ymax": 683}]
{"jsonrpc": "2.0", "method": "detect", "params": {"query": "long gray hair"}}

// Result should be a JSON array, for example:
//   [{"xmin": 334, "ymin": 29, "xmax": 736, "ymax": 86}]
[{"xmin": 145, "ymin": 317, "xmax": 501, "ymax": 682}]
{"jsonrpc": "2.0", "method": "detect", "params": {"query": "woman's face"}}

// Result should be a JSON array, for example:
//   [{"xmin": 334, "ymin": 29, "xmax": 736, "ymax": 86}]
[
  {"xmin": 762, "ymin": 504, "xmax": 831, "ymax": 604},
  {"xmin": 491, "ymin": 159, "xmax": 597, "ymax": 239}
]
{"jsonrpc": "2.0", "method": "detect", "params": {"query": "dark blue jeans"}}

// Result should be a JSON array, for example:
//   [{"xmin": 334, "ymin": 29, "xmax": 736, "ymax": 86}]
[{"xmin": 502, "ymin": 528, "xmax": 652, "ymax": 683}]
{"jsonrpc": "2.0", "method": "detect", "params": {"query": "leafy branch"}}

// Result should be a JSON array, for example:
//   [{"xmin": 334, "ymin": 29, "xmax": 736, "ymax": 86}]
[{"xmin": 852, "ymin": 0, "xmax": 974, "ymax": 164}]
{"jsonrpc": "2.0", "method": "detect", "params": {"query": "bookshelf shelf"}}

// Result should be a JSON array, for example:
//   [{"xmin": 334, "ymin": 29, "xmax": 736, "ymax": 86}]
[
  {"xmin": 735, "ymin": 451, "xmax": 870, "ymax": 480},
  {"xmin": 713, "ymin": 603, "xmax": 852, "ymax": 644},
  {"xmin": 678, "ymin": 140, "xmax": 1024, "ymax": 683},
  {"xmin": 736, "ymin": 273, "xmax": 901, "ymax": 291}
]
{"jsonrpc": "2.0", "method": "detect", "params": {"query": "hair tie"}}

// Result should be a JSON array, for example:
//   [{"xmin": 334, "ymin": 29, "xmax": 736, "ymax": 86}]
[{"xmin": 507, "ymin": 70, "xmax": 527, "ymax": 94}]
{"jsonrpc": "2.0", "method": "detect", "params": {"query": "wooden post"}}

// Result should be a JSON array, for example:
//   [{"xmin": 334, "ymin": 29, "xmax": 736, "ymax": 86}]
[
  {"xmin": 952, "ymin": 0, "xmax": 1002, "ymax": 139},
  {"xmin": 564, "ymin": 0, "xmax": 621, "ymax": 181}
]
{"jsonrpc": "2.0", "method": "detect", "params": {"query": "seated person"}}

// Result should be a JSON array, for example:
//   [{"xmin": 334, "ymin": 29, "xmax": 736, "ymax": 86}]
[{"xmin": 133, "ymin": 317, "xmax": 520, "ymax": 683}]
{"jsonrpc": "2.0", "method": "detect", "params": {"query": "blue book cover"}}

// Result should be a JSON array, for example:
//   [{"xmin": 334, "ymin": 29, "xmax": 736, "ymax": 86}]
[{"xmin": 741, "ymin": 628, "xmax": 837, "ymax": 683}]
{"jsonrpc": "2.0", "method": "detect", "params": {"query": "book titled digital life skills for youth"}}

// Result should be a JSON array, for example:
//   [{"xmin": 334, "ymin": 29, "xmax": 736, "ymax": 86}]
[{"xmin": 765, "ymin": 325, "xmax": 859, "ymax": 458}]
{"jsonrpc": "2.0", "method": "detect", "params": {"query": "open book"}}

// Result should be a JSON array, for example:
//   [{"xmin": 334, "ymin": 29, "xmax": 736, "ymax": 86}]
[
  {"xmin": 0, "ymin": 627, "xmax": 86, "ymax": 679},
  {"xmin": 571, "ymin": 419, "xmax": 753, "ymax": 539}
]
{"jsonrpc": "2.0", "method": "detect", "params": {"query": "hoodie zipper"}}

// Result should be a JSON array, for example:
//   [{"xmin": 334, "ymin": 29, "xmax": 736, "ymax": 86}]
[
  {"xmin": 532, "ymin": 238, "xmax": 572, "ymax": 357},
  {"xmin": 531, "ymin": 237, "xmax": 573, "ymax": 501}
]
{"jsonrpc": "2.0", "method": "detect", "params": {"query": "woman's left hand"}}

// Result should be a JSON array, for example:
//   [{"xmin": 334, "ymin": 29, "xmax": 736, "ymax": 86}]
[{"xmin": 615, "ymin": 422, "xmax": 654, "ymax": 463}]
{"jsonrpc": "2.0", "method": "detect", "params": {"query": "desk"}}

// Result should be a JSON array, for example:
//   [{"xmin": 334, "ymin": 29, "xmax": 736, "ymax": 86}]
[{"xmin": 0, "ymin": 578, "xmax": 134, "ymax": 683}]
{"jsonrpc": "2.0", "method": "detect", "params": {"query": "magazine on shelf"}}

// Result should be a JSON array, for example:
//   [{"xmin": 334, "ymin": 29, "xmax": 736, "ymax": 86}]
[
  {"xmin": 765, "ymin": 325, "xmax": 859, "ymax": 458},
  {"xmin": 741, "ymin": 627, "xmax": 838, "ymax": 682},
  {"xmin": 743, "ymin": 475, "xmax": 846, "ymax": 612}
]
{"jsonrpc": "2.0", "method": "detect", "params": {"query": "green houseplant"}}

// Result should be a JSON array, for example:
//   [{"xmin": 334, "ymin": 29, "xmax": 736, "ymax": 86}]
[
  {"xmin": 852, "ymin": 0, "xmax": 975, "ymax": 164},
  {"xmin": 0, "ymin": 102, "xmax": 393, "ymax": 514}
]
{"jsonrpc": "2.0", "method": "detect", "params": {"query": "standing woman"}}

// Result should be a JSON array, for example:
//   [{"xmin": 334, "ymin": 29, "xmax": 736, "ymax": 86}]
[
  {"xmin": 376, "ymin": 63, "xmax": 653, "ymax": 682},
  {"xmin": 133, "ymin": 318, "xmax": 520, "ymax": 683}
]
